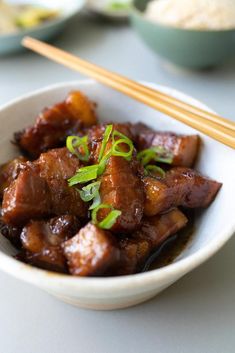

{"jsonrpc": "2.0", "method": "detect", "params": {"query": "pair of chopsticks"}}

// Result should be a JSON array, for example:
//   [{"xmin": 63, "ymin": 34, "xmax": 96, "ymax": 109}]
[{"xmin": 22, "ymin": 37, "xmax": 235, "ymax": 149}]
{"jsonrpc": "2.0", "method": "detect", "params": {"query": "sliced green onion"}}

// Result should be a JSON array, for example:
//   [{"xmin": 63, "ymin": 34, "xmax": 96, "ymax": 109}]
[
  {"xmin": 66, "ymin": 135, "xmax": 90, "ymax": 162},
  {"xmin": 98, "ymin": 124, "xmax": 113, "ymax": 162},
  {"xmin": 97, "ymin": 150, "xmax": 112, "ymax": 176},
  {"xmin": 112, "ymin": 130, "xmax": 131, "ymax": 142},
  {"xmin": 78, "ymin": 180, "xmax": 101, "ymax": 210},
  {"xmin": 137, "ymin": 149, "xmax": 156, "ymax": 166},
  {"xmin": 152, "ymin": 146, "xmax": 173, "ymax": 164},
  {"xmin": 78, "ymin": 181, "xmax": 101, "ymax": 202},
  {"xmin": 145, "ymin": 165, "xmax": 166, "ymax": 178},
  {"xmin": 111, "ymin": 138, "xmax": 134, "ymax": 161},
  {"xmin": 89, "ymin": 193, "xmax": 101, "ymax": 210},
  {"xmin": 99, "ymin": 210, "xmax": 122, "ymax": 230},
  {"xmin": 92, "ymin": 204, "xmax": 111, "ymax": 224},
  {"xmin": 137, "ymin": 146, "xmax": 173, "ymax": 166},
  {"xmin": 111, "ymin": 130, "xmax": 134, "ymax": 161},
  {"xmin": 68, "ymin": 165, "xmax": 99, "ymax": 186},
  {"xmin": 91, "ymin": 204, "xmax": 122, "ymax": 230},
  {"xmin": 68, "ymin": 128, "xmax": 135, "ymax": 190},
  {"xmin": 154, "ymin": 156, "xmax": 173, "ymax": 164}
]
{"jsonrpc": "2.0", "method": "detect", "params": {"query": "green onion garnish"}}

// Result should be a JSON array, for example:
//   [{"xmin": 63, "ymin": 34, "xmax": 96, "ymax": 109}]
[
  {"xmin": 97, "ymin": 150, "xmax": 112, "ymax": 176},
  {"xmin": 137, "ymin": 146, "xmax": 173, "ymax": 166},
  {"xmin": 67, "ymin": 127, "xmax": 134, "ymax": 228},
  {"xmin": 66, "ymin": 136, "xmax": 90, "ymax": 162},
  {"xmin": 145, "ymin": 165, "xmax": 166, "ymax": 178},
  {"xmin": 112, "ymin": 130, "xmax": 130, "ymax": 142},
  {"xmin": 99, "ymin": 210, "xmax": 122, "ymax": 229},
  {"xmin": 112, "ymin": 138, "xmax": 134, "ymax": 161},
  {"xmin": 79, "ymin": 181, "xmax": 101, "ymax": 202},
  {"xmin": 98, "ymin": 124, "xmax": 113, "ymax": 162},
  {"xmin": 137, "ymin": 149, "xmax": 155, "ymax": 166},
  {"xmin": 92, "ymin": 204, "xmax": 111, "ymax": 224},
  {"xmin": 92, "ymin": 204, "xmax": 122, "ymax": 230},
  {"xmin": 68, "ymin": 165, "xmax": 99, "ymax": 186},
  {"xmin": 111, "ymin": 130, "xmax": 134, "ymax": 161},
  {"xmin": 107, "ymin": 1, "xmax": 130, "ymax": 11},
  {"xmin": 89, "ymin": 193, "xmax": 101, "ymax": 210},
  {"xmin": 78, "ymin": 181, "xmax": 101, "ymax": 210}
]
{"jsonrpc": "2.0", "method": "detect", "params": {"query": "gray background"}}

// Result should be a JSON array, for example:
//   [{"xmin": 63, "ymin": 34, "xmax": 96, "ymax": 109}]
[{"xmin": 0, "ymin": 13, "xmax": 234, "ymax": 353}]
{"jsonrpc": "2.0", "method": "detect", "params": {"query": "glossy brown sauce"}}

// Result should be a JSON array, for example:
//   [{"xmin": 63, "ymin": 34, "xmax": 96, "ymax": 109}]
[{"xmin": 142, "ymin": 209, "xmax": 195, "ymax": 272}]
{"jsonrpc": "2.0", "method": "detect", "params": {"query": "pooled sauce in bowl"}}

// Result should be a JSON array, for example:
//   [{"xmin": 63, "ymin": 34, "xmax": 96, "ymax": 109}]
[{"xmin": 143, "ymin": 209, "xmax": 195, "ymax": 271}]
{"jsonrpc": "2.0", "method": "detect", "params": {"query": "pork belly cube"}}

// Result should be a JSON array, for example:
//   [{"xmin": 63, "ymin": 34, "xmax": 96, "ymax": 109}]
[
  {"xmin": 117, "ymin": 209, "xmax": 188, "ymax": 275},
  {"xmin": 117, "ymin": 238, "xmax": 151, "ymax": 275},
  {"xmin": 130, "ymin": 122, "xmax": 156, "ymax": 150},
  {"xmin": 14, "ymin": 102, "xmax": 77, "ymax": 158},
  {"xmin": 2, "ymin": 168, "xmax": 51, "ymax": 226},
  {"xmin": 99, "ymin": 155, "xmax": 144, "ymax": 233},
  {"xmin": 2, "ymin": 148, "xmax": 87, "ymax": 225},
  {"xmin": 63, "ymin": 223, "xmax": 120, "ymax": 276},
  {"xmin": 48, "ymin": 215, "xmax": 81, "ymax": 238},
  {"xmin": 21, "ymin": 215, "xmax": 80, "ymax": 273},
  {"xmin": 151, "ymin": 133, "xmax": 199, "ymax": 167},
  {"xmin": 65, "ymin": 91, "xmax": 97, "ymax": 127},
  {"xmin": 143, "ymin": 177, "xmax": 170, "ymax": 217},
  {"xmin": 36, "ymin": 147, "xmax": 80, "ymax": 180},
  {"xmin": 166, "ymin": 168, "xmax": 222, "ymax": 208},
  {"xmin": 139, "ymin": 208, "xmax": 188, "ymax": 246},
  {"xmin": 49, "ymin": 178, "xmax": 87, "ymax": 217},
  {"xmin": 131, "ymin": 123, "xmax": 199, "ymax": 167},
  {"xmin": 88, "ymin": 125, "xmax": 144, "ymax": 233},
  {"xmin": 35, "ymin": 148, "xmax": 87, "ymax": 218},
  {"xmin": 143, "ymin": 168, "xmax": 222, "ymax": 217},
  {"xmin": 0, "ymin": 157, "xmax": 27, "ymax": 199},
  {"xmin": 15, "ymin": 91, "xmax": 97, "ymax": 158}
]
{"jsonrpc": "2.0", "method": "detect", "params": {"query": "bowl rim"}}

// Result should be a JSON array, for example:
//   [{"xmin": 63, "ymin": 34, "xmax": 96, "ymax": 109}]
[
  {"xmin": 0, "ymin": 79, "xmax": 234, "ymax": 293},
  {"xmin": 0, "ymin": 0, "xmax": 86, "ymax": 40},
  {"xmin": 130, "ymin": 0, "xmax": 235, "ymax": 34}
]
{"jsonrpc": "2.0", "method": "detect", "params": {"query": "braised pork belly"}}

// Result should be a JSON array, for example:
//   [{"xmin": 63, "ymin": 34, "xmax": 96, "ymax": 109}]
[{"xmin": 0, "ymin": 91, "xmax": 222, "ymax": 276}]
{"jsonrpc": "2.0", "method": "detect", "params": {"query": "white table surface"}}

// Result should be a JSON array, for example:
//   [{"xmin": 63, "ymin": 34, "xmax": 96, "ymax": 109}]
[{"xmin": 0, "ymin": 13, "xmax": 234, "ymax": 353}]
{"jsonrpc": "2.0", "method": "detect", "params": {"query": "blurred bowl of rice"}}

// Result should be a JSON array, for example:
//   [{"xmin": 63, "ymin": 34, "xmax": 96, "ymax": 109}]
[{"xmin": 130, "ymin": 0, "xmax": 235, "ymax": 69}]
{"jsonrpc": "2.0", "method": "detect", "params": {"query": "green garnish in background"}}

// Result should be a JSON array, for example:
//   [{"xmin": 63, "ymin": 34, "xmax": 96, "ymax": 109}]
[{"xmin": 107, "ymin": 1, "xmax": 131, "ymax": 11}]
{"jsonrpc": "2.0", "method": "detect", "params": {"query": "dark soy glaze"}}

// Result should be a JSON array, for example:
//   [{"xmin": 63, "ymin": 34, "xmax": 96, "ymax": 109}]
[{"xmin": 142, "ymin": 210, "xmax": 195, "ymax": 272}]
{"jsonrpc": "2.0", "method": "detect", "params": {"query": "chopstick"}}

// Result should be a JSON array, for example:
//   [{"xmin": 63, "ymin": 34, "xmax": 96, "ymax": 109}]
[{"xmin": 22, "ymin": 37, "xmax": 235, "ymax": 149}]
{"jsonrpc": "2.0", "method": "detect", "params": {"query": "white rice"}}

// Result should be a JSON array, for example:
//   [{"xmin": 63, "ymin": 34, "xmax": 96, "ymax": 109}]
[{"xmin": 145, "ymin": 0, "xmax": 235, "ymax": 30}]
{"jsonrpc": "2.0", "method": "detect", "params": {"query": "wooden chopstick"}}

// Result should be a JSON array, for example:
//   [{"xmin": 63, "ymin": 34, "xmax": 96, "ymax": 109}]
[
  {"xmin": 22, "ymin": 37, "xmax": 235, "ymax": 149},
  {"xmin": 22, "ymin": 36, "xmax": 235, "ymax": 132}
]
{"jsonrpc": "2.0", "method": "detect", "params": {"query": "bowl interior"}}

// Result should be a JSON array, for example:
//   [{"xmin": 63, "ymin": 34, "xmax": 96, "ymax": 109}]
[{"xmin": 0, "ymin": 80, "xmax": 234, "ymax": 280}]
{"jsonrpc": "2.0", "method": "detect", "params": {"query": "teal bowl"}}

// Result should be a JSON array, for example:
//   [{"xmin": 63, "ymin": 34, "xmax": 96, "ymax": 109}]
[{"xmin": 130, "ymin": 0, "xmax": 235, "ymax": 69}]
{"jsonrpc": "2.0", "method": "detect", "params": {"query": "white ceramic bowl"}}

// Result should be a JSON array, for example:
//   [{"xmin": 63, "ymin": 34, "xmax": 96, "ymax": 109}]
[
  {"xmin": 0, "ymin": 80, "xmax": 234, "ymax": 310},
  {"xmin": 0, "ymin": 0, "xmax": 85, "ymax": 55}
]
